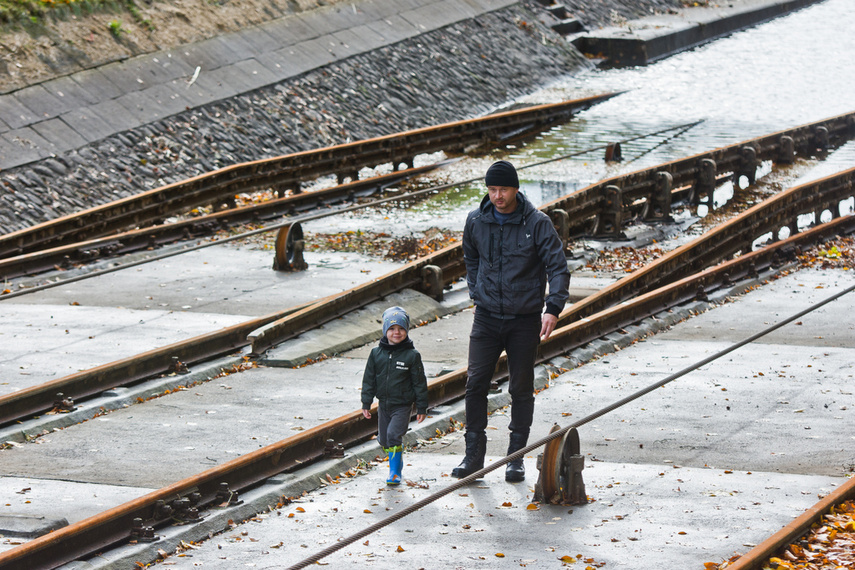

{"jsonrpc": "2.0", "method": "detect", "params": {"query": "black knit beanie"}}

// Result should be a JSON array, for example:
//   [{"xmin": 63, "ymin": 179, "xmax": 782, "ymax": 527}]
[{"xmin": 485, "ymin": 160, "xmax": 519, "ymax": 188}]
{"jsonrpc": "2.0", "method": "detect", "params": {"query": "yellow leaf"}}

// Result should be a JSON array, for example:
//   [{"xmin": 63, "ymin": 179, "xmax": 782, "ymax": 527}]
[
  {"xmin": 296, "ymin": 507, "xmax": 305, "ymax": 512},
  {"xmin": 287, "ymin": 513, "xmax": 294, "ymax": 518},
  {"xmin": 396, "ymin": 545, "xmax": 405, "ymax": 552},
  {"xmin": 526, "ymin": 503, "xmax": 539, "ymax": 510},
  {"xmin": 559, "ymin": 555, "xmax": 576, "ymax": 563},
  {"xmin": 364, "ymin": 509, "xmax": 372, "ymax": 513},
  {"xmin": 501, "ymin": 501, "xmax": 512, "ymax": 507},
  {"xmin": 495, "ymin": 553, "xmax": 505, "ymax": 558}
]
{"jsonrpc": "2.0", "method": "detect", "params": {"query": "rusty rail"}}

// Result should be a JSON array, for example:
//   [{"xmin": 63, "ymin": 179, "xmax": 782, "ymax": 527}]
[
  {"xmin": 542, "ymin": 111, "xmax": 855, "ymax": 237},
  {"xmin": 2, "ymin": 178, "xmax": 852, "ymax": 570},
  {"xmin": 723, "ymin": 475, "xmax": 855, "ymax": 570},
  {"xmin": 0, "ymin": 302, "xmax": 314, "ymax": 427},
  {"xmin": 558, "ymin": 166, "xmax": 855, "ymax": 326},
  {"xmin": 3, "ymin": 118, "xmax": 853, "ymax": 424},
  {"xmin": 0, "ymin": 95, "xmax": 613, "ymax": 260},
  {"xmin": 252, "ymin": 112, "xmax": 855, "ymax": 352},
  {"xmin": 0, "ymin": 162, "xmax": 450, "ymax": 281}
]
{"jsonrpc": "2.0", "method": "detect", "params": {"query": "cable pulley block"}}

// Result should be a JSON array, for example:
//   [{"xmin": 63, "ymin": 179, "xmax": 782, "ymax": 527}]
[{"xmin": 534, "ymin": 424, "xmax": 587, "ymax": 506}]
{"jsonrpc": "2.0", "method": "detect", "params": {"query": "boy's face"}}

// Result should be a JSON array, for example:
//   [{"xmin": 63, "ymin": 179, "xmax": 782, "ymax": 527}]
[{"xmin": 386, "ymin": 324, "xmax": 407, "ymax": 345}]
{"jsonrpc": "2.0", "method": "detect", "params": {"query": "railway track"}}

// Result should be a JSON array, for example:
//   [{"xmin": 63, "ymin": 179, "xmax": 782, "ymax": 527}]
[
  {"xmin": 0, "ymin": 95, "xmax": 612, "ymax": 262},
  {"xmin": 0, "ymin": 162, "xmax": 452, "ymax": 281},
  {"xmin": 1, "ymin": 114, "xmax": 853, "ymax": 430},
  {"xmin": 0, "ymin": 146, "xmax": 852, "ymax": 569}
]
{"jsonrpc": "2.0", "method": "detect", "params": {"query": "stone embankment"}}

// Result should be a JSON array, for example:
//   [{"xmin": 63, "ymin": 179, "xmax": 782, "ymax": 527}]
[{"xmin": 0, "ymin": 0, "xmax": 682, "ymax": 235}]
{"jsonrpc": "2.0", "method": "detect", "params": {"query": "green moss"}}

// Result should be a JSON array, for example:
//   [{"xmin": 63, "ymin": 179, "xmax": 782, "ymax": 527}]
[{"xmin": 0, "ymin": 0, "xmax": 147, "ymax": 32}]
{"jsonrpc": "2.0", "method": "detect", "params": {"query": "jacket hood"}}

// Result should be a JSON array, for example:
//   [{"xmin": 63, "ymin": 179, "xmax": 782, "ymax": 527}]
[
  {"xmin": 478, "ymin": 190, "xmax": 536, "ymax": 224},
  {"xmin": 379, "ymin": 336, "xmax": 415, "ymax": 351}
]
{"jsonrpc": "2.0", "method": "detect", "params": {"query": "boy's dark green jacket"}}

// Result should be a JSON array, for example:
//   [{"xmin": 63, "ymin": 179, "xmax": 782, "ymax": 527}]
[{"xmin": 361, "ymin": 337, "xmax": 429, "ymax": 414}]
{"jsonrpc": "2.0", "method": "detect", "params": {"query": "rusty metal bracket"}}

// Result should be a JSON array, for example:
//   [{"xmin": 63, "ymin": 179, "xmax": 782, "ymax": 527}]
[
  {"xmin": 642, "ymin": 171, "xmax": 673, "ymax": 222},
  {"xmin": 733, "ymin": 145, "xmax": 758, "ymax": 187},
  {"xmin": 420, "ymin": 265, "xmax": 444, "ymax": 302},
  {"xmin": 273, "ymin": 223, "xmax": 308, "ymax": 272},
  {"xmin": 777, "ymin": 135, "xmax": 795, "ymax": 164},
  {"xmin": 215, "ymin": 482, "xmax": 243, "ymax": 507},
  {"xmin": 814, "ymin": 126, "xmax": 829, "ymax": 151},
  {"xmin": 550, "ymin": 209, "xmax": 570, "ymax": 248},
  {"xmin": 52, "ymin": 393, "xmax": 75, "ymax": 413},
  {"xmin": 130, "ymin": 518, "xmax": 158, "ymax": 543},
  {"xmin": 169, "ymin": 356, "xmax": 190, "ymax": 375},
  {"xmin": 689, "ymin": 158, "xmax": 716, "ymax": 205},
  {"xmin": 593, "ymin": 185, "xmax": 622, "ymax": 237},
  {"xmin": 171, "ymin": 496, "xmax": 203, "ymax": 524},
  {"xmin": 153, "ymin": 499, "xmax": 173, "ymax": 520},
  {"xmin": 534, "ymin": 424, "xmax": 586, "ymax": 505},
  {"xmin": 324, "ymin": 439, "xmax": 345, "ymax": 458}
]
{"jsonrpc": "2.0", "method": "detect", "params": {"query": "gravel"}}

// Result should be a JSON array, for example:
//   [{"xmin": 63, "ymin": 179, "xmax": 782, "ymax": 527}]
[{"xmin": 0, "ymin": 0, "xmax": 683, "ymax": 235}]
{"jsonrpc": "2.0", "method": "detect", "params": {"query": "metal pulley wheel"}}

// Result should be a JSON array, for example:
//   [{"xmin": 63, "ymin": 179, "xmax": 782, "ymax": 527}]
[
  {"xmin": 534, "ymin": 425, "xmax": 586, "ymax": 505},
  {"xmin": 273, "ymin": 222, "xmax": 308, "ymax": 272}
]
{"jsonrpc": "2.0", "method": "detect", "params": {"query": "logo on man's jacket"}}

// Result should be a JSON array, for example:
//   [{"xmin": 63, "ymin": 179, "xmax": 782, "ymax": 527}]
[{"xmin": 396, "ymin": 361, "xmax": 408, "ymax": 370}]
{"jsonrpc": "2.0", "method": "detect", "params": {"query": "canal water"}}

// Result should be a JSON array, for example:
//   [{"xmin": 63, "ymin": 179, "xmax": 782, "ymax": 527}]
[{"xmin": 308, "ymin": 0, "xmax": 855, "ymax": 238}]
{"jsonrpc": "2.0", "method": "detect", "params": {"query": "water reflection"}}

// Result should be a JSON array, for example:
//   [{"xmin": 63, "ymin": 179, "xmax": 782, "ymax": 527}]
[{"xmin": 314, "ymin": 0, "xmax": 855, "ymax": 236}]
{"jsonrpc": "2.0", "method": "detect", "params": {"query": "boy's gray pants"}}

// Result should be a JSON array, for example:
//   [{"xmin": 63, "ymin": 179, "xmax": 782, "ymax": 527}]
[{"xmin": 377, "ymin": 403, "xmax": 412, "ymax": 449}]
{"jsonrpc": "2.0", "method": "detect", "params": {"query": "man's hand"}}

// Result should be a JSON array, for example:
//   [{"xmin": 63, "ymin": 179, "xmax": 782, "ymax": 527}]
[
  {"xmin": 417, "ymin": 413, "xmax": 426, "ymax": 424},
  {"xmin": 540, "ymin": 313, "xmax": 558, "ymax": 340},
  {"xmin": 362, "ymin": 409, "xmax": 371, "ymax": 419}
]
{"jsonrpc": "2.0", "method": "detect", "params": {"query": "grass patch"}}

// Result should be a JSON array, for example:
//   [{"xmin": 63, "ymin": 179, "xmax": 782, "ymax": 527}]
[{"xmin": 0, "ymin": 0, "xmax": 152, "ymax": 33}]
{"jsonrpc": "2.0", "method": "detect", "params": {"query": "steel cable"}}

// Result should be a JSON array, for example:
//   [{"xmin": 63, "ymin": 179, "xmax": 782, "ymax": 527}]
[
  {"xmin": 286, "ymin": 280, "xmax": 855, "ymax": 570},
  {"xmin": 0, "ymin": 121, "xmax": 702, "ymax": 301}
]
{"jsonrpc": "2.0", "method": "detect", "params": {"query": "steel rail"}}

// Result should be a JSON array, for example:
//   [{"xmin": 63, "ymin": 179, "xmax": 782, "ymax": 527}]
[
  {"xmin": 287, "ymin": 270, "xmax": 855, "ymax": 570},
  {"xmin": 2, "ymin": 137, "xmax": 851, "ymax": 425},
  {"xmin": 557, "ymin": 166, "xmax": 855, "ymax": 326},
  {"xmin": 0, "ymin": 95, "xmax": 614, "ymax": 260},
  {"xmin": 0, "ymin": 241, "xmax": 466, "ymax": 426},
  {"xmin": 0, "ymin": 121, "xmax": 701, "ymax": 293},
  {"xmin": 540, "ymin": 111, "xmax": 855, "ymax": 236},
  {"xmin": 2, "ymin": 197, "xmax": 852, "ymax": 570},
  {"xmin": 249, "ymin": 114, "xmax": 855, "ymax": 353},
  {"xmin": 0, "ymin": 162, "xmax": 452, "ymax": 281},
  {"xmin": 724, "ymin": 475, "xmax": 855, "ymax": 570},
  {"xmin": 0, "ymin": 301, "xmax": 312, "ymax": 427}
]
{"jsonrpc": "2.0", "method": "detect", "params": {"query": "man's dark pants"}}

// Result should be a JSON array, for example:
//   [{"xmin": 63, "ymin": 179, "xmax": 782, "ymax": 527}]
[{"xmin": 465, "ymin": 311, "xmax": 541, "ymax": 437}]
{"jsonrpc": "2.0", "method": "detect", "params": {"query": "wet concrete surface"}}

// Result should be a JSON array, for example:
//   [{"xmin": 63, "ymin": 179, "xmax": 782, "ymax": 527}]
[
  {"xmin": 48, "ymin": 265, "xmax": 850, "ymax": 569},
  {"xmin": 2, "ymin": 264, "xmax": 853, "ymax": 566},
  {"xmin": 0, "ymin": 246, "xmax": 404, "ymax": 395}
]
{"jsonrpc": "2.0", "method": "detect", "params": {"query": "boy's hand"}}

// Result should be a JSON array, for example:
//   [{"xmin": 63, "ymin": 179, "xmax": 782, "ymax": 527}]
[
  {"xmin": 362, "ymin": 409, "xmax": 371, "ymax": 419},
  {"xmin": 416, "ymin": 414, "xmax": 426, "ymax": 423}
]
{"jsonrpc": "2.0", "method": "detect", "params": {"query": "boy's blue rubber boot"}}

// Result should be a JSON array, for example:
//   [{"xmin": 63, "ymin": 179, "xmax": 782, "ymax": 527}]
[{"xmin": 385, "ymin": 446, "xmax": 403, "ymax": 485}]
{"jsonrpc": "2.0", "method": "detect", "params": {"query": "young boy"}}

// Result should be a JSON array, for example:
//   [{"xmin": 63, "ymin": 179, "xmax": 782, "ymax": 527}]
[{"xmin": 361, "ymin": 306, "xmax": 429, "ymax": 485}]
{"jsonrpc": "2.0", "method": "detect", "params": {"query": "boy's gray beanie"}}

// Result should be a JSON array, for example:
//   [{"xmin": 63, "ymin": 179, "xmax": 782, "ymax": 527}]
[{"xmin": 382, "ymin": 306, "xmax": 410, "ymax": 336}]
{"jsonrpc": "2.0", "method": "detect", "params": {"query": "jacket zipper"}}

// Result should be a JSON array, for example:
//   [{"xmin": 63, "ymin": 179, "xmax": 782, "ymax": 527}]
[{"xmin": 498, "ymin": 225, "xmax": 504, "ymax": 316}]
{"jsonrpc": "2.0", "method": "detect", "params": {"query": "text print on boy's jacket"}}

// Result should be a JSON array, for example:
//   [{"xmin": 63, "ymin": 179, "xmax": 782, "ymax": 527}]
[{"xmin": 361, "ymin": 335, "xmax": 429, "ymax": 415}]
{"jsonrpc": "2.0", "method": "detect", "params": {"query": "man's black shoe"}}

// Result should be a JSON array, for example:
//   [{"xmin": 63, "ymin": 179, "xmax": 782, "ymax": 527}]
[
  {"xmin": 452, "ymin": 431, "xmax": 486, "ymax": 479},
  {"xmin": 505, "ymin": 431, "xmax": 528, "ymax": 482},
  {"xmin": 505, "ymin": 459, "xmax": 525, "ymax": 482}
]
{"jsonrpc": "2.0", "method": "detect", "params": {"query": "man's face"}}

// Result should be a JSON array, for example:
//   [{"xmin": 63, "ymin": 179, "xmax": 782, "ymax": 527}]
[{"xmin": 487, "ymin": 185, "xmax": 519, "ymax": 214}]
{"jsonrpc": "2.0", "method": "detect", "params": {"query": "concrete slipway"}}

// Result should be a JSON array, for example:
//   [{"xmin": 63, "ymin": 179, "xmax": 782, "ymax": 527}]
[{"xmin": 2, "ymin": 263, "xmax": 850, "ymax": 568}]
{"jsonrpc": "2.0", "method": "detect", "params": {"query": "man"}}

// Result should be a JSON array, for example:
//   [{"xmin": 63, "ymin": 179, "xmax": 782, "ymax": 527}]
[{"xmin": 453, "ymin": 160, "xmax": 570, "ymax": 482}]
